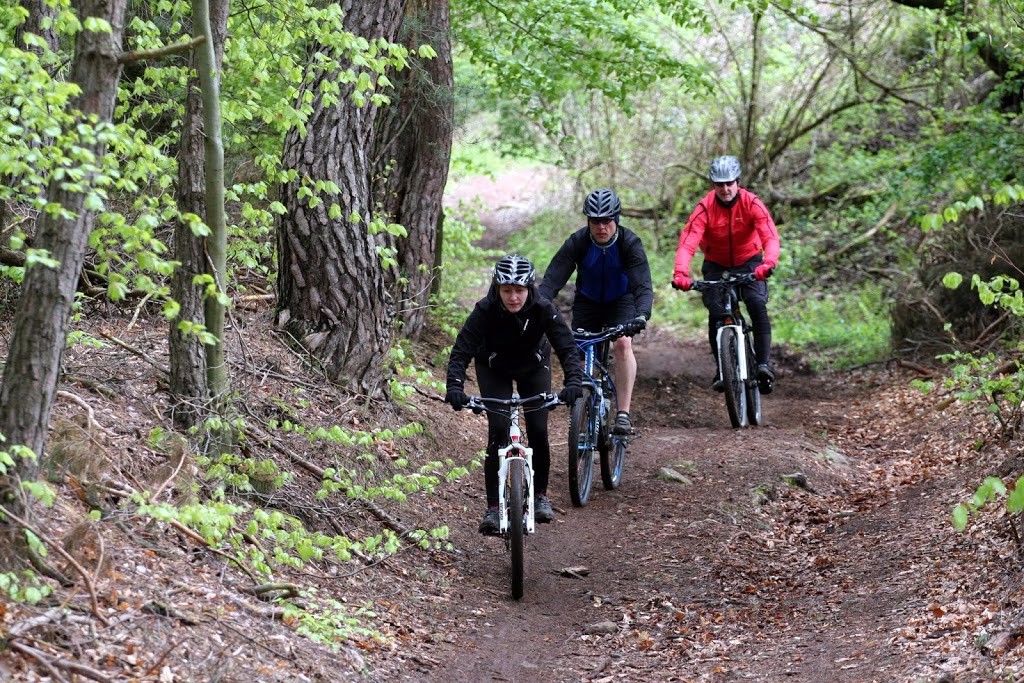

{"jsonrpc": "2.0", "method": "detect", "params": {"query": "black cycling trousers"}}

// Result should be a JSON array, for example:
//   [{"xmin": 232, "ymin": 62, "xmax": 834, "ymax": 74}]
[
  {"xmin": 475, "ymin": 360, "xmax": 553, "ymax": 507},
  {"xmin": 701, "ymin": 258, "xmax": 772, "ymax": 366}
]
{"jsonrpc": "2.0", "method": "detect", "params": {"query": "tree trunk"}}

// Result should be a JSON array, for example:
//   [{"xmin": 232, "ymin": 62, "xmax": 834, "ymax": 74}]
[
  {"xmin": 276, "ymin": 0, "xmax": 406, "ymax": 395},
  {"xmin": 373, "ymin": 0, "xmax": 453, "ymax": 340},
  {"xmin": 0, "ymin": 0, "xmax": 127, "ymax": 518},
  {"xmin": 16, "ymin": 0, "xmax": 59, "ymax": 53},
  {"xmin": 169, "ymin": 0, "xmax": 229, "ymax": 429}
]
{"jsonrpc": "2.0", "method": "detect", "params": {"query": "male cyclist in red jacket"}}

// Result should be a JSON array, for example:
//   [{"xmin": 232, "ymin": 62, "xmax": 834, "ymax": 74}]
[{"xmin": 672, "ymin": 156, "xmax": 781, "ymax": 394}]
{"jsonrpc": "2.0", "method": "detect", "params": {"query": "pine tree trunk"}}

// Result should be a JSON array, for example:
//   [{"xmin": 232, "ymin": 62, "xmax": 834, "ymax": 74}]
[
  {"xmin": 276, "ymin": 0, "xmax": 406, "ymax": 395},
  {"xmin": 374, "ymin": 0, "xmax": 454, "ymax": 341},
  {"xmin": 16, "ymin": 0, "xmax": 59, "ymax": 53},
  {"xmin": 0, "ymin": 0, "xmax": 127, "ymax": 518}
]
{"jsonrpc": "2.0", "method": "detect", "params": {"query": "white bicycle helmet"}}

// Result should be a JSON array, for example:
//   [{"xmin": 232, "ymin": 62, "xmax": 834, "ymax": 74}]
[
  {"xmin": 709, "ymin": 156, "xmax": 741, "ymax": 183},
  {"xmin": 493, "ymin": 254, "xmax": 536, "ymax": 286}
]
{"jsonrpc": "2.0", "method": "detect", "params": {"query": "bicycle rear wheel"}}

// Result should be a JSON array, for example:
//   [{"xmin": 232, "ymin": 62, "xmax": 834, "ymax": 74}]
[
  {"xmin": 745, "ymin": 336, "xmax": 762, "ymax": 426},
  {"xmin": 567, "ymin": 389, "xmax": 595, "ymax": 507},
  {"xmin": 508, "ymin": 458, "xmax": 525, "ymax": 600},
  {"xmin": 720, "ymin": 327, "xmax": 748, "ymax": 428},
  {"xmin": 599, "ymin": 381, "xmax": 625, "ymax": 490}
]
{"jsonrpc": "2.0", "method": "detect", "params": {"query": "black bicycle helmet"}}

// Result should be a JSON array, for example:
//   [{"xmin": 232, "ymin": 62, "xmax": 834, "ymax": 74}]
[
  {"xmin": 709, "ymin": 155, "xmax": 741, "ymax": 183},
  {"xmin": 582, "ymin": 188, "xmax": 621, "ymax": 220},
  {"xmin": 493, "ymin": 254, "xmax": 536, "ymax": 286}
]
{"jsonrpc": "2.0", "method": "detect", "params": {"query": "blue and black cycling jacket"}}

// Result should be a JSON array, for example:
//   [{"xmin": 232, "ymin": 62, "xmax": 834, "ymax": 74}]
[{"xmin": 538, "ymin": 225, "xmax": 654, "ymax": 319}]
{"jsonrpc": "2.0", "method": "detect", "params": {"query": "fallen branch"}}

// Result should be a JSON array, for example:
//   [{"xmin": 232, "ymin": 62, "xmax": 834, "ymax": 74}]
[
  {"xmin": 98, "ymin": 332, "xmax": 170, "ymax": 376},
  {"xmin": 0, "ymin": 505, "xmax": 108, "ymax": 626},
  {"xmin": 167, "ymin": 518, "xmax": 260, "ymax": 584},
  {"xmin": 55, "ymin": 390, "xmax": 117, "ymax": 438}
]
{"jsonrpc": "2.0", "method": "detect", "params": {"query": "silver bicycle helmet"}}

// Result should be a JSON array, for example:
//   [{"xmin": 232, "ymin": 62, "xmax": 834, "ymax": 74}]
[
  {"xmin": 493, "ymin": 254, "xmax": 536, "ymax": 286},
  {"xmin": 709, "ymin": 155, "xmax": 741, "ymax": 183},
  {"xmin": 582, "ymin": 188, "xmax": 621, "ymax": 219}
]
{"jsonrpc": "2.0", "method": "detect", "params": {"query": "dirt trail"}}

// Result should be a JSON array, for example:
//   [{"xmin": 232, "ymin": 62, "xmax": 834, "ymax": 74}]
[{"xmin": 365, "ymin": 173, "xmax": 1020, "ymax": 682}]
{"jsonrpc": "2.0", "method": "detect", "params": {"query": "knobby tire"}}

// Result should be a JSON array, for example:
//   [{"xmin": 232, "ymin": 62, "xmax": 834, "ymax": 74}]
[
  {"xmin": 599, "ymin": 380, "xmax": 625, "ymax": 490},
  {"xmin": 745, "ymin": 335, "xmax": 762, "ymax": 426},
  {"xmin": 721, "ymin": 327, "xmax": 748, "ymax": 428},
  {"xmin": 508, "ymin": 458, "xmax": 525, "ymax": 600},
  {"xmin": 567, "ymin": 389, "xmax": 595, "ymax": 507}
]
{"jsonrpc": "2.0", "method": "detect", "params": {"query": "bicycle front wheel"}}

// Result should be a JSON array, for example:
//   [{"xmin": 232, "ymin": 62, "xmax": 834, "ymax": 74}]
[
  {"xmin": 720, "ymin": 327, "xmax": 748, "ymax": 428},
  {"xmin": 508, "ymin": 458, "xmax": 526, "ymax": 600},
  {"xmin": 745, "ymin": 336, "xmax": 762, "ymax": 426},
  {"xmin": 599, "ymin": 382, "xmax": 625, "ymax": 490},
  {"xmin": 567, "ymin": 389, "xmax": 595, "ymax": 507}
]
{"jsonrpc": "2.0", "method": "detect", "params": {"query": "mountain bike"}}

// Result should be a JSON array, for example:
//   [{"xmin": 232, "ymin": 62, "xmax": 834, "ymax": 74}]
[
  {"xmin": 568, "ymin": 324, "xmax": 637, "ymax": 506},
  {"xmin": 465, "ymin": 392, "xmax": 561, "ymax": 600},
  {"xmin": 691, "ymin": 271, "xmax": 762, "ymax": 429}
]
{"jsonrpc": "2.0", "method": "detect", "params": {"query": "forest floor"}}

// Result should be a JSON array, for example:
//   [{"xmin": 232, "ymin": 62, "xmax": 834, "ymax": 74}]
[{"xmin": 1, "ymin": 170, "xmax": 1023, "ymax": 682}]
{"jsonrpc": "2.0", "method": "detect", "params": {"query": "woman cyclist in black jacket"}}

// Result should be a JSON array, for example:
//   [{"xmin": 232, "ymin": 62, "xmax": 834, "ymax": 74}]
[{"xmin": 446, "ymin": 255, "xmax": 584, "ymax": 534}]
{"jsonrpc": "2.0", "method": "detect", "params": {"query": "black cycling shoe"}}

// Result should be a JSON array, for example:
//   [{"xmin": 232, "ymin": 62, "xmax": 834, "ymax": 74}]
[
  {"xmin": 711, "ymin": 372, "xmax": 724, "ymax": 393},
  {"xmin": 534, "ymin": 495, "xmax": 554, "ymax": 523},
  {"xmin": 756, "ymin": 364, "xmax": 776, "ymax": 395},
  {"xmin": 478, "ymin": 507, "xmax": 500, "ymax": 535}
]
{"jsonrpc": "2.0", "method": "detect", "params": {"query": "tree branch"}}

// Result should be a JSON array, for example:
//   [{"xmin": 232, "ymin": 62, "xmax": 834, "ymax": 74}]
[{"xmin": 119, "ymin": 36, "xmax": 206, "ymax": 64}]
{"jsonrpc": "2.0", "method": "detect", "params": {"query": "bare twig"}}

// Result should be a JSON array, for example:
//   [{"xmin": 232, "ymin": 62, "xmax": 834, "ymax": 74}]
[
  {"xmin": 0, "ymin": 505, "xmax": 109, "ymax": 626},
  {"xmin": 98, "ymin": 332, "xmax": 170, "ymax": 376},
  {"xmin": 167, "ymin": 519, "xmax": 260, "ymax": 584},
  {"xmin": 55, "ymin": 390, "xmax": 117, "ymax": 438},
  {"xmin": 7, "ymin": 641, "xmax": 72, "ymax": 682}
]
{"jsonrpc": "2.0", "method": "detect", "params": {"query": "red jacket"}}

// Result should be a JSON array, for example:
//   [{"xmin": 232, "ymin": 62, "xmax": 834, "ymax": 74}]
[{"xmin": 673, "ymin": 188, "xmax": 780, "ymax": 275}]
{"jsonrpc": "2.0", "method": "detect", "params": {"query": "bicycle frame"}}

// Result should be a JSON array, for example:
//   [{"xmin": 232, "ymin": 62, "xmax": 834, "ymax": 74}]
[
  {"xmin": 466, "ymin": 393, "xmax": 559, "ymax": 537},
  {"xmin": 497, "ymin": 410, "xmax": 535, "ymax": 536},
  {"xmin": 692, "ymin": 271, "xmax": 762, "ymax": 429},
  {"xmin": 568, "ymin": 324, "xmax": 634, "ymax": 503},
  {"xmin": 574, "ymin": 330, "xmax": 618, "ymax": 436}
]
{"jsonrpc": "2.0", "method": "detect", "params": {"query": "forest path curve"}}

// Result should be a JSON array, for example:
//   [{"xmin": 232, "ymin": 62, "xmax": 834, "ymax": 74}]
[{"xmin": 367, "ymin": 171, "xmax": 1018, "ymax": 682}]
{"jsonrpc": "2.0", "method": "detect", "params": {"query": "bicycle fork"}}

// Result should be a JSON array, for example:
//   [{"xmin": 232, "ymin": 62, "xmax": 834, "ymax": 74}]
[
  {"xmin": 497, "ymin": 445, "xmax": 535, "ymax": 535},
  {"xmin": 715, "ymin": 323, "xmax": 750, "ymax": 382}
]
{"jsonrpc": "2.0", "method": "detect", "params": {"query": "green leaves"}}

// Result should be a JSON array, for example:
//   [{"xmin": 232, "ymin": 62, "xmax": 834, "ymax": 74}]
[{"xmin": 953, "ymin": 475, "xmax": 1024, "ymax": 532}]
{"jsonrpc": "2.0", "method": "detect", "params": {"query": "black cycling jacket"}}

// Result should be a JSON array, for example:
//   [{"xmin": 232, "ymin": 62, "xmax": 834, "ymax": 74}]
[
  {"xmin": 446, "ymin": 284, "xmax": 583, "ymax": 391},
  {"xmin": 538, "ymin": 225, "xmax": 654, "ymax": 320}
]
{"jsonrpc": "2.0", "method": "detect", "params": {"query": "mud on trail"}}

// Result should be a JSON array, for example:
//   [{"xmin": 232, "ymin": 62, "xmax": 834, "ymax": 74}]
[{"xmin": 371, "ymin": 323, "xmax": 1024, "ymax": 682}]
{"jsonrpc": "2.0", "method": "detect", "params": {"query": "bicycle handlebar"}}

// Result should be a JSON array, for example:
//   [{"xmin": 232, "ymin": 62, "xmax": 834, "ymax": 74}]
[
  {"xmin": 465, "ymin": 393, "xmax": 561, "ymax": 414},
  {"xmin": 691, "ymin": 271, "xmax": 757, "ymax": 292},
  {"xmin": 573, "ymin": 323, "xmax": 632, "ymax": 344}
]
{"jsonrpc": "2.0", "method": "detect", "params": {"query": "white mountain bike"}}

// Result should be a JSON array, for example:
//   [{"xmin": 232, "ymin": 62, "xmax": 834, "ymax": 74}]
[
  {"xmin": 691, "ymin": 271, "xmax": 763, "ymax": 428},
  {"xmin": 465, "ymin": 392, "xmax": 560, "ymax": 600}
]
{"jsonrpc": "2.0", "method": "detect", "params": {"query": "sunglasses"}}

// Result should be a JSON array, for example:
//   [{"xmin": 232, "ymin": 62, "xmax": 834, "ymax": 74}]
[
  {"xmin": 588, "ymin": 217, "xmax": 615, "ymax": 226},
  {"xmin": 713, "ymin": 180, "xmax": 738, "ymax": 188}
]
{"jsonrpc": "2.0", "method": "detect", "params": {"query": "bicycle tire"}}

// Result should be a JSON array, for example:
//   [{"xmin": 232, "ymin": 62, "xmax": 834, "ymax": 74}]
[
  {"xmin": 508, "ymin": 457, "xmax": 525, "ymax": 600},
  {"xmin": 720, "ymin": 327, "xmax": 748, "ymax": 428},
  {"xmin": 602, "ymin": 438, "xmax": 626, "ymax": 490},
  {"xmin": 599, "ymin": 379, "xmax": 625, "ymax": 490},
  {"xmin": 567, "ymin": 388, "xmax": 595, "ymax": 507},
  {"xmin": 745, "ymin": 336, "xmax": 762, "ymax": 426}
]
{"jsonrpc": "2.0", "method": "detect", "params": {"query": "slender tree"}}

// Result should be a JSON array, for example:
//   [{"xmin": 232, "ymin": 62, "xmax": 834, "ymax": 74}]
[
  {"xmin": 169, "ymin": 0, "xmax": 230, "ymax": 429},
  {"xmin": 0, "ymin": 0, "xmax": 128, "ymax": 520}
]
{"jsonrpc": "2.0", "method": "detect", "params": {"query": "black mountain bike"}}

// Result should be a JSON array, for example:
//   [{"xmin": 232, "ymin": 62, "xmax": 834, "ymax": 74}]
[
  {"xmin": 692, "ymin": 272, "xmax": 763, "ymax": 429},
  {"xmin": 464, "ymin": 392, "xmax": 561, "ymax": 600},
  {"xmin": 567, "ymin": 324, "xmax": 636, "ymax": 506}
]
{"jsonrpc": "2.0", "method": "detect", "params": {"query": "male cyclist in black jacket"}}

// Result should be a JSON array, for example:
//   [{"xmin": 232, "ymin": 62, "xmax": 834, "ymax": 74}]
[
  {"xmin": 539, "ymin": 189, "xmax": 654, "ymax": 435},
  {"xmin": 446, "ymin": 255, "xmax": 584, "ymax": 534}
]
